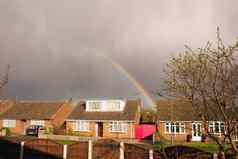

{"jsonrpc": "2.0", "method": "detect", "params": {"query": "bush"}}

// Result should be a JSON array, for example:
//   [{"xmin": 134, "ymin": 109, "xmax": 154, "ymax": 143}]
[
  {"xmin": 2, "ymin": 127, "xmax": 11, "ymax": 136},
  {"xmin": 67, "ymin": 128, "xmax": 76, "ymax": 136},
  {"xmin": 45, "ymin": 127, "xmax": 53, "ymax": 135}
]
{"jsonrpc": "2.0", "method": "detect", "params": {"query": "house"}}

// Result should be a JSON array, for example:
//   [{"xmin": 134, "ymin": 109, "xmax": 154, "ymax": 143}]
[
  {"xmin": 66, "ymin": 99, "xmax": 141, "ymax": 139},
  {"xmin": 0, "ymin": 100, "xmax": 74, "ymax": 135},
  {"xmin": 156, "ymin": 99, "xmax": 227, "ymax": 142}
]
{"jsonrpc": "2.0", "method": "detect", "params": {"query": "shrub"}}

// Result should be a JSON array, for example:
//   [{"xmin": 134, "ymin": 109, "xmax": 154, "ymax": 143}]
[
  {"xmin": 45, "ymin": 127, "xmax": 54, "ymax": 135},
  {"xmin": 2, "ymin": 127, "xmax": 11, "ymax": 136},
  {"xmin": 67, "ymin": 128, "xmax": 76, "ymax": 136}
]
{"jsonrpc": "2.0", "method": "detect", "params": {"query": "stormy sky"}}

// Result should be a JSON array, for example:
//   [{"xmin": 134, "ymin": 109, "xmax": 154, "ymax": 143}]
[{"xmin": 0, "ymin": 0, "xmax": 238, "ymax": 104}]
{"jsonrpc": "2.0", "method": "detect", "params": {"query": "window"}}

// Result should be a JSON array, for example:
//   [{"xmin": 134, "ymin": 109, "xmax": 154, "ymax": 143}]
[
  {"xmin": 75, "ymin": 120, "xmax": 90, "ymax": 132},
  {"xmin": 208, "ymin": 121, "xmax": 225, "ymax": 134},
  {"xmin": 109, "ymin": 121, "xmax": 128, "ymax": 133},
  {"xmin": 86, "ymin": 100, "xmax": 125, "ymax": 111},
  {"xmin": 107, "ymin": 101, "xmax": 121, "ymax": 111},
  {"xmin": 165, "ymin": 122, "xmax": 185, "ymax": 134},
  {"xmin": 3, "ymin": 120, "xmax": 16, "ymax": 128},
  {"xmin": 30, "ymin": 120, "xmax": 45, "ymax": 126},
  {"xmin": 86, "ymin": 101, "xmax": 102, "ymax": 111}
]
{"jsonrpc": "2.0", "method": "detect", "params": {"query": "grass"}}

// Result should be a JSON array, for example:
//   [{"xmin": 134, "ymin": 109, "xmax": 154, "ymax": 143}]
[
  {"xmin": 56, "ymin": 140, "xmax": 77, "ymax": 145},
  {"xmin": 154, "ymin": 141, "xmax": 229, "ymax": 153},
  {"xmin": 182, "ymin": 142, "xmax": 221, "ymax": 153}
]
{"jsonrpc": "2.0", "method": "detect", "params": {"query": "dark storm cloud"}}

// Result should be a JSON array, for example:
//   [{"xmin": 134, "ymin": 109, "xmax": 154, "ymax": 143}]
[{"xmin": 0, "ymin": 0, "xmax": 238, "ymax": 103}]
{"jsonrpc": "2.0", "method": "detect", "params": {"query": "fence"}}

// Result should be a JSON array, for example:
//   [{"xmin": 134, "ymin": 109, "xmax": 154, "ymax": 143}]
[
  {"xmin": 67, "ymin": 141, "xmax": 88, "ymax": 159},
  {"xmin": 23, "ymin": 139, "xmax": 64, "ymax": 159},
  {"xmin": 0, "ymin": 137, "xmax": 217, "ymax": 159}
]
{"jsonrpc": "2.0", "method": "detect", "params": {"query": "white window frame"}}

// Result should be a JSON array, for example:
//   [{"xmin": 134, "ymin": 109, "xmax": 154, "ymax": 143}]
[
  {"xmin": 109, "ymin": 121, "xmax": 128, "ymax": 133},
  {"xmin": 86, "ymin": 101, "xmax": 102, "ymax": 111},
  {"xmin": 208, "ymin": 121, "xmax": 225, "ymax": 135},
  {"xmin": 86, "ymin": 100, "xmax": 125, "ymax": 112},
  {"xmin": 74, "ymin": 120, "xmax": 90, "ymax": 132},
  {"xmin": 3, "ymin": 119, "xmax": 16, "ymax": 128},
  {"xmin": 165, "ymin": 122, "xmax": 185, "ymax": 134},
  {"xmin": 30, "ymin": 120, "xmax": 45, "ymax": 126}
]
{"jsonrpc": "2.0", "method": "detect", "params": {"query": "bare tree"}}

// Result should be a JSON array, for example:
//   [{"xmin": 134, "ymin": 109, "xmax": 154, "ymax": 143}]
[{"xmin": 163, "ymin": 28, "xmax": 238, "ymax": 159}]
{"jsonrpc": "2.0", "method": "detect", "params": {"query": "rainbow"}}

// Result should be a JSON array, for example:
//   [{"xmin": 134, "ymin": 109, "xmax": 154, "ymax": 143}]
[{"xmin": 99, "ymin": 53, "xmax": 157, "ymax": 110}]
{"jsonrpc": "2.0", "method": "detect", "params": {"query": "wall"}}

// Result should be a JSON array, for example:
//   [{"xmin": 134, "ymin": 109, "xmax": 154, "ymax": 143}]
[
  {"xmin": 102, "ymin": 122, "xmax": 135, "ymax": 139},
  {"xmin": 0, "ymin": 120, "xmax": 25, "ymax": 135},
  {"xmin": 0, "ymin": 119, "xmax": 52, "ymax": 135},
  {"xmin": 157, "ymin": 121, "xmax": 226, "ymax": 143},
  {"xmin": 157, "ymin": 121, "xmax": 192, "ymax": 142},
  {"xmin": 66, "ymin": 121, "xmax": 96, "ymax": 137},
  {"xmin": 66, "ymin": 121, "xmax": 136, "ymax": 139}
]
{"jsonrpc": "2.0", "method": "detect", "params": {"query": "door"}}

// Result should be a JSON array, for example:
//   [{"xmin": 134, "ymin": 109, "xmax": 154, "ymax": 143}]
[
  {"xmin": 192, "ymin": 122, "xmax": 202, "ymax": 141},
  {"xmin": 96, "ymin": 122, "xmax": 103, "ymax": 137}
]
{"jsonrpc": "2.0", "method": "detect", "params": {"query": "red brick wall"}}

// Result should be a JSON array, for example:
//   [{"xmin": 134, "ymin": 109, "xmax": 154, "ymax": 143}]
[
  {"xmin": 66, "ymin": 121, "xmax": 96, "ymax": 137},
  {"xmin": 156, "ymin": 121, "xmax": 226, "ymax": 143},
  {"xmin": 66, "ymin": 121, "xmax": 136, "ymax": 139},
  {"xmin": 102, "ymin": 122, "xmax": 135, "ymax": 139},
  {"xmin": 157, "ymin": 122, "xmax": 192, "ymax": 142},
  {"xmin": 0, "ymin": 120, "xmax": 25, "ymax": 135},
  {"xmin": 0, "ymin": 119, "xmax": 52, "ymax": 135}
]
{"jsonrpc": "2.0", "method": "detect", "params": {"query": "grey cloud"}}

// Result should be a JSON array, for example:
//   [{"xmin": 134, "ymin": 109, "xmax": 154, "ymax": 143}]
[{"xmin": 0, "ymin": 0, "xmax": 238, "ymax": 104}]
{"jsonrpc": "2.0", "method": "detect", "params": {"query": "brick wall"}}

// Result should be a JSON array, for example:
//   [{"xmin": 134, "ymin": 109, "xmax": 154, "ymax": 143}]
[
  {"xmin": 0, "ymin": 119, "xmax": 53, "ymax": 135},
  {"xmin": 0, "ymin": 120, "xmax": 25, "ymax": 135},
  {"xmin": 66, "ymin": 121, "xmax": 96, "ymax": 137},
  {"xmin": 66, "ymin": 121, "xmax": 136, "ymax": 139},
  {"xmin": 102, "ymin": 122, "xmax": 135, "ymax": 139},
  {"xmin": 157, "ymin": 121, "xmax": 192, "ymax": 142},
  {"xmin": 157, "ymin": 121, "xmax": 226, "ymax": 143}
]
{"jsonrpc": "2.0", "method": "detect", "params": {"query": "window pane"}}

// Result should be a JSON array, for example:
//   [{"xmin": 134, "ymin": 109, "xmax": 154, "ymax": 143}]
[
  {"xmin": 215, "ymin": 122, "xmax": 219, "ymax": 133},
  {"xmin": 107, "ymin": 101, "xmax": 121, "ymax": 110},
  {"xmin": 176, "ymin": 123, "xmax": 180, "ymax": 133},
  {"xmin": 3, "ymin": 120, "xmax": 16, "ymax": 128},
  {"xmin": 180, "ymin": 123, "xmax": 185, "ymax": 133},
  {"xmin": 30, "ymin": 120, "xmax": 45, "ymax": 126},
  {"xmin": 193, "ymin": 124, "xmax": 196, "ymax": 136},
  {"xmin": 171, "ymin": 123, "xmax": 175, "ymax": 133},
  {"xmin": 88, "ymin": 101, "xmax": 101, "ymax": 110},
  {"xmin": 76, "ymin": 120, "xmax": 89, "ymax": 131},
  {"xmin": 209, "ymin": 122, "xmax": 214, "ymax": 133},
  {"xmin": 110, "ymin": 121, "xmax": 127, "ymax": 133},
  {"xmin": 220, "ymin": 123, "xmax": 225, "ymax": 133},
  {"xmin": 165, "ymin": 123, "xmax": 170, "ymax": 133}
]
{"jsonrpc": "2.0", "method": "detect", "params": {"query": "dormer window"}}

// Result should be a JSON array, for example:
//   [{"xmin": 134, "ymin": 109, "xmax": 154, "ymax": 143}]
[
  {"xmin": 87, "ymin": 101, "xmax": 102, "ymax": 110},
  {"xmin": 107, "ymin": 101, "xmax": 121, "ymax": 110},
  {"xmin": 86, "ymin": 100, "xmax": 125, "ymax": 112}
]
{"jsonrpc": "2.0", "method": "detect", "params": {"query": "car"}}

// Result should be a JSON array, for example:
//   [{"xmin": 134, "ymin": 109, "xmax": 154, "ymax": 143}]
[{"xmin": 26, "ymin": 125, "xmax": 45, "ymax": 136}]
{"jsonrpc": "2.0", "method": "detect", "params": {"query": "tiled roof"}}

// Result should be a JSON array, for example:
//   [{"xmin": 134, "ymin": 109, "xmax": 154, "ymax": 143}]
[
  {"xmin": 157, "ymin": 99, "xmax": 234, "ymax": 121},
  {"xmin": 0, "ymin": 100, "xmax": 14, "ymax": 114},
  {"xmin": 157, "ymin": 99, "xmax": 200, "ymax": 121},
  {"xmin": 67, "ymin": 100, "xmax": 140, "ymax": 121},
  {"xmin": 0, "ymin": 101, "xmax": 65, "ymax": 120}
]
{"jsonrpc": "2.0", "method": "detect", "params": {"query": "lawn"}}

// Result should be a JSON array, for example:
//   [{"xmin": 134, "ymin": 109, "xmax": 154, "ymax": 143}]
[
  {"xmin": 182, "ymin": 142, "xmax": 221, "ymax": 153},
  {"xmin": 154, "ymin": 141, "xmax": 229, "ymax": 153},
  {"xmin": 56, "ymin": 140, "xmax": 77, "ymax": 145}
]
